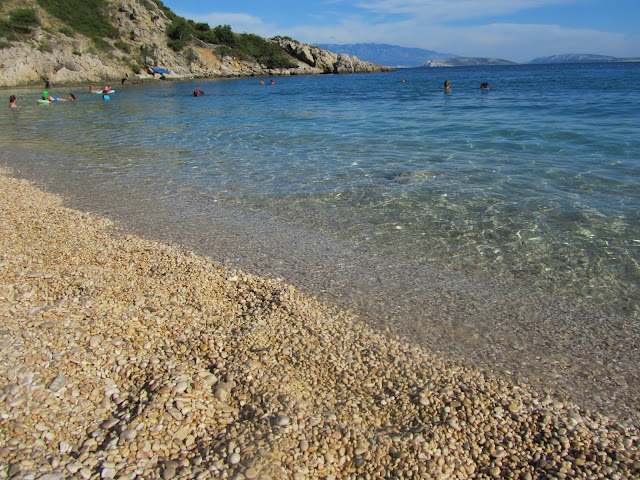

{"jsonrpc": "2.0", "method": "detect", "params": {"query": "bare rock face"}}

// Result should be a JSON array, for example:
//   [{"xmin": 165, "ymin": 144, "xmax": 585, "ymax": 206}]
[
  {"xmin": 0, "ymin": 0, "xmax": 176, "ymax": 87},
  {"xmin": 272, "ymin": 36, "xmax": 394, "ymax": 74},
  {"xmin": 0, "ymin": 42, "xmax": 129, "ymax": 87}
]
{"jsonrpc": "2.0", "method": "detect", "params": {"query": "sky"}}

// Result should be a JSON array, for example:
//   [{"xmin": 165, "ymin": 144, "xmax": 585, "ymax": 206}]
[{"xmin": 160, "ymin": 0, "xmax": 639, "ymax": 63}]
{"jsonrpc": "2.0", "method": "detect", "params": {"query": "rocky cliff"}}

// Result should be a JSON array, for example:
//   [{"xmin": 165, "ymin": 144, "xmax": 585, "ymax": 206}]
[
  {"xmin": 0, "ymin": 0, "xmax": 392, "ymax": 87},
  {"xmin": 272, "ymin": 37, "xmax": 394, "ymax": 74}
]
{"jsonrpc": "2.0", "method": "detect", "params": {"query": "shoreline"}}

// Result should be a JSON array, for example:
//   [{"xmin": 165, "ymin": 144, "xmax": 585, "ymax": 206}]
[
  {"xmin": 2, "ymin": 139, "xmax": 638, "ymax": 427},
  {"xmin": 1, "ymin": 170, "xmax": 639, "ymax": 478}
]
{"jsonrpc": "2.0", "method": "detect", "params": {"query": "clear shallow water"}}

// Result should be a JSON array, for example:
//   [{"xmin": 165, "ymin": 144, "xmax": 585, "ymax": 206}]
[{"xmin": 2, "ymin": 63, "xmax": 640, "ymax": 422}]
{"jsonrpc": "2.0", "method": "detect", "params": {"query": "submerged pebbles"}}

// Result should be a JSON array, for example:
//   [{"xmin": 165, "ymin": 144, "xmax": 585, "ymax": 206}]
[{"xmin": 1, "ymin": 170, "xmax": 639, "ymax": 479}]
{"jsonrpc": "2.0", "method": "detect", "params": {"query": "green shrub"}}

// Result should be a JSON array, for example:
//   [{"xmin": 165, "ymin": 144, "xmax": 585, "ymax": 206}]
[
  {"xmin": 0, "ymin": 19, "xmax": 11, "ymax": 37},
  {"xmin": 92, "ymin": 38, "xmax": 112, "ymax": 51},
  {"xmin": 131, "ymin": 63, "xmax": 141, "ymax": 74},
  {"xmin": 234, "ymin": 33, "xmax": 297, "ymax": 69},
  {"xmin": 213, "ymin": 24, "xmax": 233, "ymax": 45},
  {"xmin": 38, "ymin": 42, "xmax": 53, "ymax": 53},
  {"xmin": 167, "ymin": 38, "xmax": 185, "ymax": 52},
  {"xmin": 114, "ymin": 39, "xmax": 131, "ymax": 53},
  {"xmin": 72, "ymin": 49, "xmax": 81, "ymax": 55},
  {"xmin": 0, "ymin": 40, "xmax": 12, "ymax": 49},
  {"xmin": 58, "ymin": 27, "xmax": 74, "ymax": 37},
  {"xmin": 194, "ymin": 22, "xmax": 209, "ymax": 32},
  {"xmin": 37, "ymin": 0, "xmax": 119, "ymax": 48},
  {"xmin": 166, "ymin": 17, "xmax": 189, "ymax": 41},
  {"xmin": 8, "ymin": 8, "xmax": 39, "ymax": 33},
  {"xmin": 184, "ymin": 47, "xmax": 198, "ymax": 65}
]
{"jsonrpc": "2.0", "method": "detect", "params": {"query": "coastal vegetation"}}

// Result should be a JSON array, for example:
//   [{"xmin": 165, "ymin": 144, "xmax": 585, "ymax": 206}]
[
  {"xmin": 163, "ymin": 11, "xmax": 297, "ymax": 69},
  {"xmin": 0, "ymin": 8, "xmax": 40, "ymax": 47},
  {"xmin": 36, "ymin": 0, "xmax": 119, "ymax": 51}
]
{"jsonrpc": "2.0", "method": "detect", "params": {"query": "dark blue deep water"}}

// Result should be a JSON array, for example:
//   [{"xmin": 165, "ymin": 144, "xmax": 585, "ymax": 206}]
[{"xmin": 2, "ymin": 62, "xmax": 640, "ymax": 421}]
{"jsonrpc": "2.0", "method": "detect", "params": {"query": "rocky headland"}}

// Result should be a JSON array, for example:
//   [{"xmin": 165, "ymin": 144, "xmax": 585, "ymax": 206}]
[{"xmin": 0, "ymin": 0, "xmax": 392, "ymax": 88}]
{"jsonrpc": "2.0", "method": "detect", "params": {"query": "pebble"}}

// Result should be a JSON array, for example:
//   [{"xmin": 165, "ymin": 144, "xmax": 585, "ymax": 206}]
[
  {"xmin": 274, "ymin": 414, "xmax": 290, "ymax": 426},
  {"xmin": 0, "ymin": 172, "xmax": 638, "ymax": 480},
  {"xmin": 120, "ymin": 428, "xmax": 137, "ymax": 441},
  {"xmin": 173, "ymin": 381, "xmax": 190, "ymax": 394},
  {"xmin": 47, "ymin": 374, "xmax": 66, "ymax": 392}
]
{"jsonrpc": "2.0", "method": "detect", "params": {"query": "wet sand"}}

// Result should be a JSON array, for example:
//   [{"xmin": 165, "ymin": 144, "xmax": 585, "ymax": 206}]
[{"xmin": 1, "ymin": 170, "xmax": 639, "ymax": 478}]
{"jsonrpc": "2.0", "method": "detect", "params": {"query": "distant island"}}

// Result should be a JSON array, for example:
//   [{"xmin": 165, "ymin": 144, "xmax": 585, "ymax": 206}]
[
  {"xmin": 425, "ymin": 57, "xmax": 517, "ymax": 67},
  {"xmin": 315, "ymin": 44, "xmax": 639, "ymax": 67},
  {"xmin": 529, "ymin": 53, "xmax": 640, "ymax": 64}
]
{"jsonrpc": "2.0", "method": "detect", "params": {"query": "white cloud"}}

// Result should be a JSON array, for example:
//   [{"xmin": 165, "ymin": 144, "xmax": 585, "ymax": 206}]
[
  {"xmin": 288, "ymin": 19, "xmax": 638, "ymax": 63},
  {"xmin": 169, "ymin": 2, "xmax": 639, "ymax": 62},
  {"xmin": 352, "ymin": 0, "xmax": 583, "ymax": 22}
]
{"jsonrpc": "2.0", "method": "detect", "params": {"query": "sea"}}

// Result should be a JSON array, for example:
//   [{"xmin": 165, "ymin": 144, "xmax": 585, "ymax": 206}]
[{"xmin": 1, "ymin": 63, "xmax": 639, "ymax": 423}]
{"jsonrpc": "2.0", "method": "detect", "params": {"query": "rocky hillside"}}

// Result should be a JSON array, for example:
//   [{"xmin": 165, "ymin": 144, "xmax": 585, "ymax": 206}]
[{"xmin": 0, "ymin": 0, "xmax": 392, "ymax": 87}]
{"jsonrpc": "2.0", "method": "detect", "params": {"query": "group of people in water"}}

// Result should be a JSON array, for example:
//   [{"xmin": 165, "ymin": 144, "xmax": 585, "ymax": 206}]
[
  {"xmin": 443, "ymin": 79, "xmax": 489, "ymax": 92},
  {"xmin": 10, "ymin": 78, "xmax": 490, "ymax": 108},
  {"xmin": 41, "ymin": 91, "xmax": 78, "ymax": 102},
  {"xmin": 8, "ymin": 84, "xmax": 117, "ymax": 107},
  {"xmin": 191, "ymin": 78, "xmax": 274, "ymax": 97}
]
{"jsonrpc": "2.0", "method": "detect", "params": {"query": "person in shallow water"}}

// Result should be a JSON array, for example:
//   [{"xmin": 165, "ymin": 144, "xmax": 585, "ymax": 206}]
[
  {"xmin": 444, "ymin": 79, "xmax": 451, "ymax": 92},
  {"xmin": 68, "ymin": 93, "xmax": 77, "ymax": 101},
  {"xmin": 9, "ymin": 95, "xmax": 17, "ymax": 108},
  {"xmin": 42, "ymin": 91, "xmax": 66, "ymax": 102},
  {"xmin": 192, "ymin": 89, "xmax": 204, "ymax": 97}
]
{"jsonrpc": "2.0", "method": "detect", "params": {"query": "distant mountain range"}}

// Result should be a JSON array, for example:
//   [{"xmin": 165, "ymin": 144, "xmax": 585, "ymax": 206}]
[
  {"xmin": 315, "ymin": 43, "xmax": 639, "ymax": 67},
  {"xmin": 529, "ymin": 53, "xmax": 639, "ymax": 64},
  {"xmin": 425, "ymin": 57, "xmax": 517, "ymax": 67},
  {"xmin": 316, "ymin": 43, "xmax": 455, "ymax": 67}
]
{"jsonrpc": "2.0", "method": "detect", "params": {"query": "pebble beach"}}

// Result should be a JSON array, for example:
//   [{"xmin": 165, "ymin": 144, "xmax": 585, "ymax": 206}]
[{"xmin": 1, "ymin": 169, "xmax": 639, "ymax": 479}]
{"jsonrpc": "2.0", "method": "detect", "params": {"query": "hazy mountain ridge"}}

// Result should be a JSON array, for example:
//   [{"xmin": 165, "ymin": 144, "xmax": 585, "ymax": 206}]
[
  {"xmin": 529, "ymin": 53, "xmax": 640, "ymax": 64},
  {"xmin": 315, "ymin": 43, "xmax": 638, "ymax": 67},
  {"xmin": 316, "ymin": 43, "xmax": 455, "ymax": 67},
  {"xmin": 426, "ymin": 57, "xmax": 518, "ymax": 67}
]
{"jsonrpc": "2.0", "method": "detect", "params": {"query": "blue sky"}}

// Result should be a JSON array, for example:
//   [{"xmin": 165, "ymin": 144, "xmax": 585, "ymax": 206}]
[{"xmin": 161, "ymin": 0, "xmax": 639, "ymax": 63}]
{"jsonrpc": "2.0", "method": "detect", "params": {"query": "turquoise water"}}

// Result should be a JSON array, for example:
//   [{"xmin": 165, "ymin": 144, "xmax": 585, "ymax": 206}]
[
  {"xmin": 3, "ymin": 63, "xmax": 639, "ymax": 312},
  {"xmin": 2, "ymin": 63, "xmax": 640, "ymax": 420}
]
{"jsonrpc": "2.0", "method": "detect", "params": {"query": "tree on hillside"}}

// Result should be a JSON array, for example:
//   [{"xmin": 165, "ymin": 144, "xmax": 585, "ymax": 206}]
[{"xmin": 8, "ymin": 8, "xmax": 39, "ymax": 34}]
